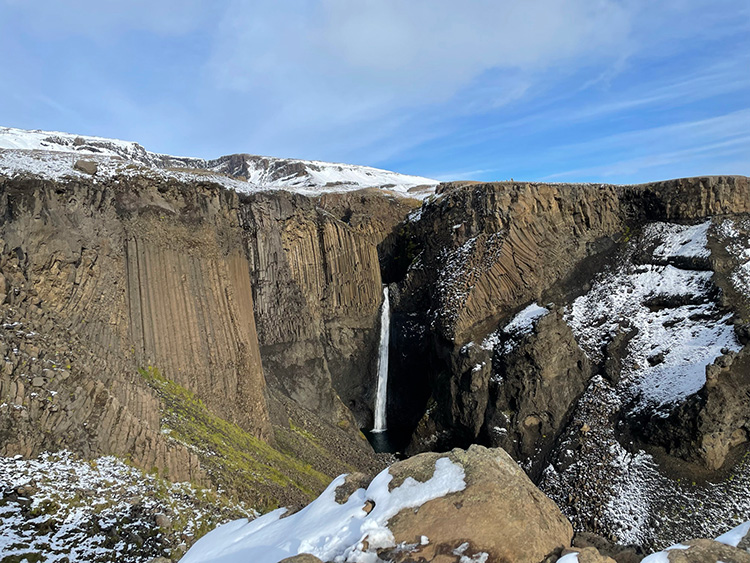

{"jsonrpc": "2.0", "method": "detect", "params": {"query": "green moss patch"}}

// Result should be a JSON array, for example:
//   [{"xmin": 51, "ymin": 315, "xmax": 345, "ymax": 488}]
[{"xmin": 139, "ymin": 367, "xmax": 331, "ymax": 511}]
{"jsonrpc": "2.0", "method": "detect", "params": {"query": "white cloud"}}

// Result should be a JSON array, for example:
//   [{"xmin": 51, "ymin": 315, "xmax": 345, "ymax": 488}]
[
  {"xmin": 206, "ymin": 0, "xmax": 634, "ymax": 158},
  {"xmin": 212, "ymin": 0, "xmax": 633, "ymax": 98}
]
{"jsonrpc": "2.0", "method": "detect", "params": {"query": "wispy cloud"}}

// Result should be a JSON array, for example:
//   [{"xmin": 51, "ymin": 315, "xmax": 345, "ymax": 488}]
[
  {"xmin": 0, "ymin": 0, "xmax": 747, "ymax": 183},
  {"xmin": 205, "ymin": 0, "xmax": 634, "ymax": 159},
  {"xmin": 542, "ymin": 110, "xmax": 750, "ymax": 182}
]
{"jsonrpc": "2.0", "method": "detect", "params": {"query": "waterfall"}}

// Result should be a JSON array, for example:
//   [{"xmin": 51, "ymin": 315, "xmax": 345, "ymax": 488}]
[{"xmin": 372, "ymin": 285, "xmax": 390, "ymax": 433}]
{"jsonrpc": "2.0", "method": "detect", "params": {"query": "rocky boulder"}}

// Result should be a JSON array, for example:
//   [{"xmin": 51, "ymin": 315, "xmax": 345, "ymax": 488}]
[
  {"xmin": 641, "ymin": 539, "xmax": 750, "ymax": 563},
  {"xmin": 278, "ymin": 555, "xmax": 323, "ymax": 563},
  {"xmin": 382, "ymin": 445, "xmax": 573, "ymax": 563},
  {"xmin": 181, "ymin": 444, "xmax": 573, "ymax": 563}
]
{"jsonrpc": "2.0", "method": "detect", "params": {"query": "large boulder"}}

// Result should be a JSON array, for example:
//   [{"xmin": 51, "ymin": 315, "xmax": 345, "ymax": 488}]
[
  {"xmin": 181, "ymin": 444, "xmax": 572, "ymax": 563},
  {"xmin": 645, "ymin": 539, "xmax": 750, "ymax": 562},
  {"xmin": 641, "ymin": 521, "xmax": 750, "ymax": 563},
  {"xmin": 278, "ymin": 555, "xmax": 323, "ymax": 563},
  {"xmin": 383, "ymin": 445, "xmax": 573, "ymax": 563}
]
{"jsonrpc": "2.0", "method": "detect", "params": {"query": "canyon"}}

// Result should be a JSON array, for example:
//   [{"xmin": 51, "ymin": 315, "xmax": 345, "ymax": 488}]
[{"xmin": 0, "ymin": 128, "xmax": 749, "ymax": 562}]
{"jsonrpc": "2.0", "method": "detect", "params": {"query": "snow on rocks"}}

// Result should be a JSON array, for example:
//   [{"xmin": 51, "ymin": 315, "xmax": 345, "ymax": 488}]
[
  {"xmin": 541, "ymin": 374, "xmax": 750, "ymax": 552},
  {"xmin": 565, "ymin": 221, "xmax": 740, "ymax": 412},
  {"xmin": 0, "ymin": 450, "xmax": 251, "ymax": 563},
  {"xmin": 183, "ymin": 445, "xmax": 574, "ymax": 563},
  {"xmin": 652, "ymin": 221, "xmax": 711, "ymax": 260},
  {"xmin": 542, "ymin": 221, "xmax": 750, "ymax": 550},
  {"xmin": 480, "ymin": 302, "xmax": 550, "ymax": 353},
  {"xmin": 716, "ymin": 217, "xmax": 750, "ymax": 301},
  {"xmin": 641, "ymin": 520, "xmax": 750, "ymax": 562},
  {"xmin": 180, "ymin": 457, "xmax": 466, "ymax": 563},
  {"xmin": 502, "ymin": 303, "xmax": 550, "ymax": 335}
]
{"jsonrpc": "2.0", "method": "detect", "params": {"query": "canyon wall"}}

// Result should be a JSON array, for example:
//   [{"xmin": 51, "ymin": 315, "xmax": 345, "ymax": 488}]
[
  {"xmin": 0, "ymin": 175, "xmax": 272, "ymax": 480},
  {"xmin": 0, "ymin": 174, "xmax": 410, "ymax": 493},
  {"xmin": 393, "ymin": 176, "xmax": 750, "ymax": 455},
  {"xmin": 241, "ymin": 189, "xmax": 417, "ymax": 427}
]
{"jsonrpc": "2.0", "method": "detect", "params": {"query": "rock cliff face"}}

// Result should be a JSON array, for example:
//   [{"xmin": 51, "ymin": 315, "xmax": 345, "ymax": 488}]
[
  {"xmin": 394, "ymin": 176, "xmax": 750, "ymax": 454},
  {"xmin": 241, "ymin": 189, "xmax": 418, "ymax": 427},
  {"xmin": 3, "ymin": 139, "xmax": 750, "ymax": 563},
  {"xmin": 483, "ymin": 309, "xmax": 593, "ymax": 479},
  {"xmin": 0, "ymin": 172, "xmax": 399, "ymax": 499}
]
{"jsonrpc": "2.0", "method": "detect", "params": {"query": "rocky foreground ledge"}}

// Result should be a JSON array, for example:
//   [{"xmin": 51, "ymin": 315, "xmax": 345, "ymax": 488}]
[{"xmin": 180, "ymin": 445, "xmax": 750, "ymax": 563}]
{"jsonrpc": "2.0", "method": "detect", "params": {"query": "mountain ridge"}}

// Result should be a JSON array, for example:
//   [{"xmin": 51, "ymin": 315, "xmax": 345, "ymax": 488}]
[{"xmin": 0, "ymin": 126, "xmax": 438, "ymax": 199}]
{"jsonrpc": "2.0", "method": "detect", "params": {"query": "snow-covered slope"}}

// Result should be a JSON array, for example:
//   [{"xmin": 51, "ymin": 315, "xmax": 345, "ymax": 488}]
[
  {"xmin": 0, "ymin": 451, "xmax": 252, "ymax": 563},
  {"xmin": 541, "ymin": 218, "xmax": 750, "ymax": 551},
  {"xmin": 0, "ymin": 126, "xmax": 438, "ymax": 199},
  {"xmin": 181, "ymin": 457, "xmax": 465, "ymax": 563}
]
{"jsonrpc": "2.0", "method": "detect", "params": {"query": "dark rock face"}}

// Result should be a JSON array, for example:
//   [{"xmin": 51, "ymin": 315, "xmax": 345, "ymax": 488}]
[
  {"xmin": 630, "ymin": 346, "xmax": 750, "ymax": 471},
  {"xmin": 484, "ymin": 310, "xmax": 593, "ymax": 479},
  {"xmin": 395, "ymin": 176, "xmax": 750, "ymax": 463},
  {"xmin": 240, "ymin": 189, "xmax": 417, "ymax": 428}
]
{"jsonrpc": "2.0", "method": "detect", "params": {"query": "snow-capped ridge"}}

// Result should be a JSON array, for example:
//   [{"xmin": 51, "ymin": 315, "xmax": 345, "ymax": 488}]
[{"xmin": 0, "ymin": 126, "xmax": 438, "ymax": 199}]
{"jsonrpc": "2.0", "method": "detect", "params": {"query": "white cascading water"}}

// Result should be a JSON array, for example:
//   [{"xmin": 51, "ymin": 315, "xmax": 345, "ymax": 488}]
[{"xmin": 372, "ymin": 285, "xmax": 390, "ymax": 433}]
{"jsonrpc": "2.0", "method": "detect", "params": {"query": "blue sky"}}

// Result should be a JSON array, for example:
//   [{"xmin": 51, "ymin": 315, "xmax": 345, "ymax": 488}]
[{"xmin": 1, "ymin": 0, "xmax": 748, "ymax": 184}]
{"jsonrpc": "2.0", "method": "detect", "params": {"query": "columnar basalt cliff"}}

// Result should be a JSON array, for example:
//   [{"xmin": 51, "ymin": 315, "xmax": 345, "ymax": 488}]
[
  {"xmin": 0, "ymin": 172, "xmax": 398, "ymax": 504},
  {"xmin": 241, "ymin": 189, "xmax": 418, "ymax": 428},
  {"xmin": 392, "ymin": 176, "xmax": 750, "ymax": 457},
  {"xmin": 2, "ymin": 126, "xmax": 750, "ymax": 562}
]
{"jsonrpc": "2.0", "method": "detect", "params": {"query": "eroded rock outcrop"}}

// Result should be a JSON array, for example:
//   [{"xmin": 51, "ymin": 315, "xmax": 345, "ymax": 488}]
[
  {"xmin": 0, "ymin": 173, "xmax": 393, "ymax": 498},
  {"xmin": 384, "ymin": 445, "xmax": 573, "ymax": 563},
  {"xmin": 394, "ymin": 176, "xmax": 750, "ymax": 459},
  {"xmin": 483, "ymin": 309, "xmax": 593, "ymax": 478}
]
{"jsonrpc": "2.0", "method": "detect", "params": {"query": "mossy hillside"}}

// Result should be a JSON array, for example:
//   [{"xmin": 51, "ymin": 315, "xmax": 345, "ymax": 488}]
[{"xmin": 138, "ymin": 367, "xmax": 331, "ymax": 510}]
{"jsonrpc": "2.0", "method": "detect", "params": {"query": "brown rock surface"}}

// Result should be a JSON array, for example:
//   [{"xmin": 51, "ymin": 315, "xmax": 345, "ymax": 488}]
[
  {"xmin": 0, "ymin": 173, "xmax": 390, "ymax": 498},
  {"xmin": 241, "ymin": 189, "xmax": 417, "ymax": 427},
  {"xmin": 559, "ymin": 547, "xmax": 617, "ymax": 563},
  {"xmin": 385, "ymin": 445, "xmax": 573, "ymax": 563},
  {"xmin": 660, "ymin": 538, "xmax": 750, "ymax": 562},
  {"xmin": 277, "ymin": 555, "xmax": 324, "ymax": 563}
]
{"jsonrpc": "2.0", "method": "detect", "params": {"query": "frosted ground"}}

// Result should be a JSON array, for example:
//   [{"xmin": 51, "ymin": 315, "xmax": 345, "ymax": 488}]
[
  {"xmin": 0, "ymin": 451, "xmax": 252, "ymax": 562},
  {"xmin": 567, "ymin": 220, "xmax": 740, "ymax": 412},
  {"xmin": 542, "ymin": 219, "xmax": 750, "ymax": 550}
]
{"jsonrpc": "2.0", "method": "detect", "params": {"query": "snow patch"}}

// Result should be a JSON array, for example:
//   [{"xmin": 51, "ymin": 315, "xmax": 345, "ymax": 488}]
[
  {"xmin": 652, "ymin": 221, "xmax": 711, "ymax": 260},
  {"xmin": 181, "ymin": 457, "xmax": 466, "ymax": 563},
  {"xmin": 481, "ymin": 302, "xmax": 549, "ymax": 352},
  {"xmin": 566, "ymin": 222, "xmax": 740, "ymax": 411},
  {"xmin": 716, "ymin": 520, "xmax": 750, "ymax": 548},
  {"xmin": 503, "ymin": 303, "xmax": 549, "ymax": 336},
  {"xmin": 642, "ymin": 521, "xmax": 750, "ymax": 561}
]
